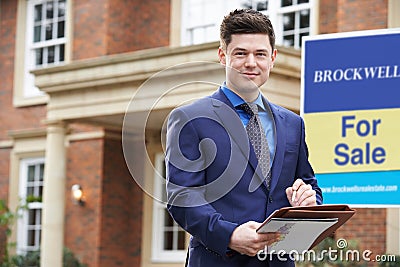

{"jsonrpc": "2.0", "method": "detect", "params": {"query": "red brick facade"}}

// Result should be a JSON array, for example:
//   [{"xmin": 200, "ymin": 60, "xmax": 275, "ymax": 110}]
[
  {"xmin": 64, "ymin": 137, "xmax": 104, "ymax": 266},
  {"xmin": 0, "ymin": 0, "xmax": 46, "ymax": 141},
  {"xmin": 64, "ymin": 135, "xmax": 143, "ymax": 266},
  {"xmin": 319, "ymin": 0, "xmax": 388, "ymax": 34},
  {"xmin": 335, "ymin": 208, "xmax": 387, "ymax": 265},
  {"xmin": 0, "ymin": 0, "xmax": 394, "ymax": 266},
  {"xmin": 72, "ymin": 0, "xmax": 170, "ymax": 60}
]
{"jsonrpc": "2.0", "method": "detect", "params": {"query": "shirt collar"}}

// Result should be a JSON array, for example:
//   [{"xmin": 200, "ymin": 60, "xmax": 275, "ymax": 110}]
[{"xmin": 221, "ymin": 83, "xmax": 266, "ymax": 111}]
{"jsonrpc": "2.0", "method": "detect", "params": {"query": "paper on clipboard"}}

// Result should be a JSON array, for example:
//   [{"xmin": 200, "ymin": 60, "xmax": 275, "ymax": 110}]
[
  {"xmin": 256, "ymin": 205, "xmax": 356, "ymax": 253},
  {"xmin": 258, "ymin": 217, "xmax": 338, "ymax": 253}
]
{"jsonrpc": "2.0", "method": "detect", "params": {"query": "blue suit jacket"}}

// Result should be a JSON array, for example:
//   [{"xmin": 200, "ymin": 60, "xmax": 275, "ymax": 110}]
[{"xmin": 166, "ymin": 89, "xmax": 322, "ymax": 267}]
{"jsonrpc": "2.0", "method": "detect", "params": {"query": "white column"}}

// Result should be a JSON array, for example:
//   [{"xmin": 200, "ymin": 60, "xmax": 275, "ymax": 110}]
[
  {"xmin": 387, "ymin": 208, "xmax": 400, "ymax": 255},
  {"xmin": 40, "ymin": 121, "xmax": 67, "ymax": 267},
  {"xmin": 388, "ymin": 0, "xmax": 400, "ymax": 28}
]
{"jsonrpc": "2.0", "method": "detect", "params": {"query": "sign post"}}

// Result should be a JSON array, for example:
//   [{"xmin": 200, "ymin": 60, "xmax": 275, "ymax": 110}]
[{"xmin": 301, "ymin": 30, "xmax": 400, "ymax": 206}]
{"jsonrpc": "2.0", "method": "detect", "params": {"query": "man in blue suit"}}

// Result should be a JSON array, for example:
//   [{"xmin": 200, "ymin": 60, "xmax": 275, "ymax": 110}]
[{"xmin": 166, "ymin": 9, "xmax": 322, "ymax": 267}]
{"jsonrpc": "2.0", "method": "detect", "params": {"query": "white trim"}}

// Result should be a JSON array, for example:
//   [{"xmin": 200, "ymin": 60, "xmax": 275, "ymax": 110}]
[
  {"xmin": 302, "ymin": 27, "xmax": 400, "ymax": 42},
  {"xmin": 0, "ymin": 140, "xmax": 14, "ymax": 149},
  {"xmin": 180, "ymin": 0, "xmax": 315, "ymax": 48},
  {"xmin": 24, "ymin": 0, "xmax": 68, "ymax": 98},
  {"xmin": 17, "ymin": 157, "xmax": 45, "ymax": 254},
  {"xmin": 151, "ymin": 153, "xmax": 186, "ymax": 263}
]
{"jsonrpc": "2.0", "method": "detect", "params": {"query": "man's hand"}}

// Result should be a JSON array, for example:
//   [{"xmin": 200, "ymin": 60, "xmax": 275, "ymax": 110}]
[
  {"xmin": 228, "ymin": 221, "xmax": 280, "ymax": 256},
  {"xmin": 286, "ymin": 178, "xmax": 317, "ymax": 206}
]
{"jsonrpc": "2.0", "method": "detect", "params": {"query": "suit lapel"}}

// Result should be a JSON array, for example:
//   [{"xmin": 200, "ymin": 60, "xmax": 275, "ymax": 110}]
[
  {"xmin": 267, "ymin": 102, "xmax": 286, "ymax": 193},
  {"xmin": 211, "ymin": 89, "xmax": 266, "ymax": 190}
]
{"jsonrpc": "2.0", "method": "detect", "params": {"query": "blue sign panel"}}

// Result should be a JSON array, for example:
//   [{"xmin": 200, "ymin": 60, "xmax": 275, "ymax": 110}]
[{"xmin": 301, "ymin": 29, "xmax": 400, "ymax": 206}]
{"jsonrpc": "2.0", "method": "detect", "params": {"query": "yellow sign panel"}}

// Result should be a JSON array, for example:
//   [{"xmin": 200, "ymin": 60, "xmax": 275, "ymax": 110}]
[{"xmin": 304, "ymin": 108, "xmax": 400, "ymax": 174}]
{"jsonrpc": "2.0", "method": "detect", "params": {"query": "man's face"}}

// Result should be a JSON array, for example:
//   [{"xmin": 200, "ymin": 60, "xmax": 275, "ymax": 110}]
[{"xmin": 218, "ymin": 33, "xmax": 277, "ymax": 101}]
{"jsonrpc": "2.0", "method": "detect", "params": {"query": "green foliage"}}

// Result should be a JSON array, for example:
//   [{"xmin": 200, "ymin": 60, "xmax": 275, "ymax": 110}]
[
  {"xmin": 5, "ymin": 250, "xmax": 40, "ymax": 267},
  {"xmin": 2, "ymin": 248, "xmax": 87, "ymax": 267},
  {"xmin": 63, "ymin": 248, "xmax": 88, "ymax": 267},
  {"xmin": 0, "ymin": 199, "xmax": 87, "ymax": 267},
  {"xmin": 0, "ymin": 199, "xmax": 20, "ymax": 266},
  {"xmin": 0, "ymin": 200, "xmax": 16, "ymax": 238},
  {"xmin": 24, "ymin": 195, "xmax": 42, "ymax": 204}
]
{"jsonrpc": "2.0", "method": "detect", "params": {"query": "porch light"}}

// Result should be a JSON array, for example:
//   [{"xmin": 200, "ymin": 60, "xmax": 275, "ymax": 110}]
[{"xmin": 71, "ymin": 184, "xmax": 85, "ymax": 206}]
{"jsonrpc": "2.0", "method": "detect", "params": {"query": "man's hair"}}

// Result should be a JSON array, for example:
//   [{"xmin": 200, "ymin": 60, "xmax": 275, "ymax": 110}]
[{"xmin": 220, "ymin": 9, "xmax": 275, "ymax": 51}]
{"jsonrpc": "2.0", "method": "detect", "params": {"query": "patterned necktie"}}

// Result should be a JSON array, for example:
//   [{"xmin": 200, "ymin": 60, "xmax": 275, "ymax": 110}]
[{"xmin": 239, "ymin": 102, "xmax": 271, "ymax": 186}]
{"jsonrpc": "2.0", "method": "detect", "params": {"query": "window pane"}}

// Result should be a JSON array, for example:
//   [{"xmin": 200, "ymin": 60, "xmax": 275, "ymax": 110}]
[
  {"xmin": 48, "ymin": 46, "xmax": 55, "ymax": 63},
  {"xmin": 27, "ymin": 230, "xmax": 36, "ymax": 246},
  {"xmin": 298, "ymin": 0, "xmax": 309, "ymax": 3},
  {"xmin": 38, "ymin": 230, "xmax": 42, "ymax": 244},
  {"xmin": 241, "ymin": 0, "xmax": 252, "ymax": 9},
  {"xmin": 299, "ymin": 31, "xmax": 308, "ymax": 47},
  {"xmin": 58, "ymin": 0, "xmax": 66, "ymax": 17},
  {"xmin": 28, "ymin": 166, "xmax": 35, "ymax": 181},
  {"xmin": 191, "ymin": 28, "xmax": 205, "ymax": 45},
  {"xmin": 59, "ymin": 44, "xmax": 65, "ymax": 62},
  {"xmin": 178, "ymin": 230, "xmax": 186, "ymax": 250},
  {"xmin": 46, "ymin": 1, "xmax": 54, "ymax": 19},
  {"xmin": 242, "ymin": 0, "xmax": 268, "ymax": 11},
  {"xmin": 39, "ymin": 164, "xmax": 44, "ymax": 181},
  {"xmin": 300, "ymin": 9, "xmax": 310, "ymax": 28},
  {"xmin": 28, "ymin": 209, "xmax": 37, "ymax": 225},
  {"xmin": 34, "ymin": 5, "xmax": 42, "ymax": 22},
  {"xmin": 37, "ymin": 209, "xmax": 42, "ymax": 225},
  {"xmin": 164, "ymin": 210, "xmax": 174, "ymax": 227},
  {"xmin": 281, "ymin": 0, "xmax": 293, "ymax": 7},
  {"xmin": 39, "ymin": 186, "xmax": 43, "ymax": 198},
  {"xmin": 256, "ymin": 0, "xmax": 268, "ymax": 11},
  {"xmin": 26, "ymin": 186, "xmax": 34, "ymax": 197},
  {"xmin": 164, "ymin": 231, "xmax": 173, "ymax": 250},
  {"xmin": 57, "ymin": 21, "xmax": 65, "ymax": 38},
  {"xmin": 35, "ymin": 48, "xmax": 43, "ymax": 66},
  {"xmin": 283, "ymin": 34, "xmax": 294, "ymax": 46},
  {"xmin": 45, "ymin": 23, "xmax": 53, "ymax": 40},
  {"xmin": 283, "ymin": 12, "xmax": 295, "ymax": 31},
  {"xmin": 34, "ymin": 25, "xmax": 41, "ymax": 42}
]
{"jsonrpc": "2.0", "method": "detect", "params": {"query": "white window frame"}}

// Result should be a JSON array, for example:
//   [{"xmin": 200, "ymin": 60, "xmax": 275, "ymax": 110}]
[
  {"xmin": 269, "ymin": 0, "xmax": 314, "ymax": 49},
  {"xmin": 180, "ymin": 0, "xmax": 315, "ymax": 49},
  {"xmin": 151, "ymin": 153, "xmax": 186, "ymax": 262},
  {"xmin": 17, "ymin": 157, "xmax": 45, "ymax": 254},
  {"xmin": 180, "ymin": 0, "xmax": 242, "ymax": 46},
  {"xmin": 24, "ymin": 0, "xmax": 67, "ymax": 98}
]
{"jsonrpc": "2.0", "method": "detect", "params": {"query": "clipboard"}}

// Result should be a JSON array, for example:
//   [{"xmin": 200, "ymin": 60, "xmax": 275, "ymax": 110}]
[{"xmin": 256, "ymin": 204, "xmax": 355, "ymax": 250}]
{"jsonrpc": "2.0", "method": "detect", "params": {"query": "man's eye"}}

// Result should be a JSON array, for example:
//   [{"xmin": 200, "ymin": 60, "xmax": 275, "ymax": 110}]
[
  {"xmin": 235, "ymin": 52, "xmax": 246, "ymax": 56},
  {"xmin": 257, "ymin": 53, "xmax": 268, "ymax": 57}
]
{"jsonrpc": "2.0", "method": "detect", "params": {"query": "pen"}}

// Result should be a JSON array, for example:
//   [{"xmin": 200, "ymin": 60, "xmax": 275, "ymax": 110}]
[{"xmin": 291, "ymin": 189, "xmax": 297, "ymax": 203}]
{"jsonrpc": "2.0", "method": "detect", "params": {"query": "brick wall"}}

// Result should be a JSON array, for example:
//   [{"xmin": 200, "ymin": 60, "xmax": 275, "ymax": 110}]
[
  {"xmin": 337, "ymin": 0, "xmax": 388, "ymax": 32},
  {"xmin": 0, "ymin": 149, "xmax": 10, "ymax": 261},
  {"xmin": 319, "ymin": 0, "xmax": 388, "ymax": 34},
  {"xmin": 64, "ymin": 135, "xmax": 143, "ymax": 267},
  {"xmin": 72, "ymin": 0, "xmax": 109, "ymax": 60},
  {"xmin": 0, "ymin": 0, "xmax": 45, "ymax": 259},
  {"xmin": 73, "ymin": 0, "xmax": 170, "ymax": 60},
  {"xmin": 107, "ymin": 0, "xmax": 170, "ymax": 54},
  {"xmin": 64, "ymin": 137, "xmax": 104, "ymax": 267},
  {"xmin": 0, "ymin": 0, "xmax": 46, "ymax": 141},
  {"xmin": 335, "ymin": 208, "xmax": 386, "ymax": 266},
  {"xmin": 99, "ymin": 136, "xmax": 143, "ymax": 267},
  {"xmin": 318, "ymin": 0, "xmax": 338, "ymax": 34}
]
